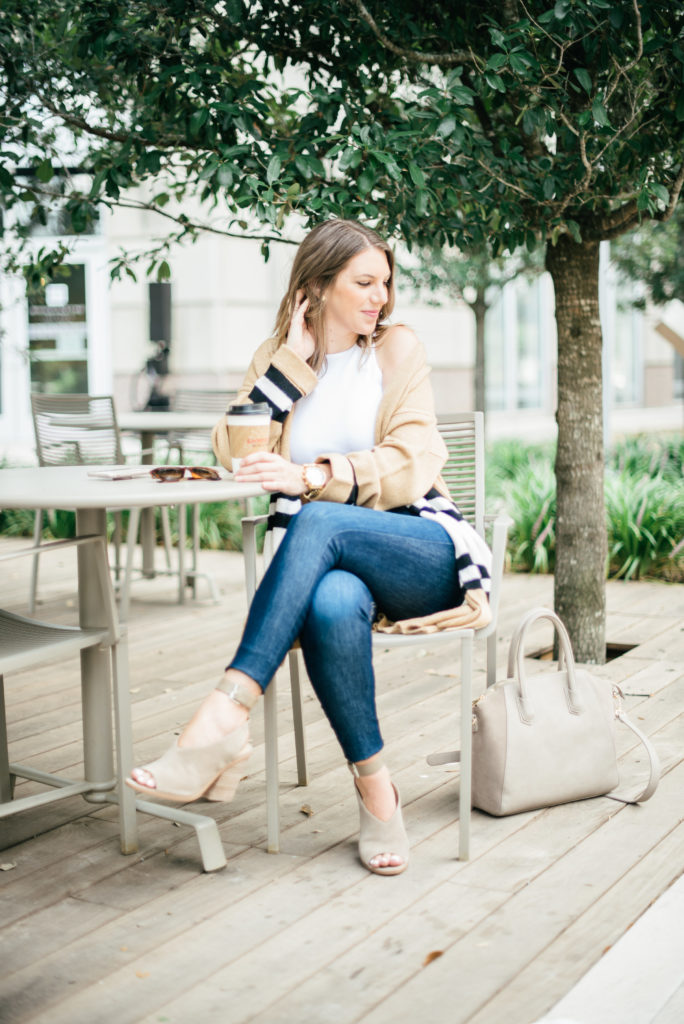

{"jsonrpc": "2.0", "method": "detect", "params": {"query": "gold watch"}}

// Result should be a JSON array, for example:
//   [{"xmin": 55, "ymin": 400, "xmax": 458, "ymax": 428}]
[{"xmin": 302, "ymin": 463, "xmax": 327, "ymax": 499}]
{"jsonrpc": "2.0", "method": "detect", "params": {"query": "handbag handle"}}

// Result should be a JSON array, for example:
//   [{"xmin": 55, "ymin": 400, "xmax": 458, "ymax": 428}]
[{"xmin": 507, "ymin": 607, "xmax": 583, "ymax": 722}]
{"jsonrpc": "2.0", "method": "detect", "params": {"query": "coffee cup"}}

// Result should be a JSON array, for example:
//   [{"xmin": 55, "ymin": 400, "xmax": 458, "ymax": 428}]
[{"xmin": 226, "ymin": 402, "xmax": 271, "ymax": 471}]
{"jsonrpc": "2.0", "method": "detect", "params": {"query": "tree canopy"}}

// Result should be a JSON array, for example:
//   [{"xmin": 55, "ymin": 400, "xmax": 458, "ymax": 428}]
[
  {"xmin": 2, "ymin": 1, "xmax": 682, "ymax": 273},
  {"xmin": 1, "ymin": 0, "xmax": 683, "ymax": 659}
]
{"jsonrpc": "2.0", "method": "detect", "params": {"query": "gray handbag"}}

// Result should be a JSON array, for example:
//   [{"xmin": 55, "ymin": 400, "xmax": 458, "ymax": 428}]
[{"xmin": 470, "ymin": 607, "xmax": 660, "ymax": 817}]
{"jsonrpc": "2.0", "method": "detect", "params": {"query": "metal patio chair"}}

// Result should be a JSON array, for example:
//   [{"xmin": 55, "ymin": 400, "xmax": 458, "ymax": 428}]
[
  {"xmin": 0, "ymin": 533, "xmax": 137, "ymax": 853},
  {"xmin": 29, "ymin": 393, "xmax": 173, "ymax": 619},
  {"xmin": 241, "ymin": 412, "xmax": 511, "ymax": 861}
]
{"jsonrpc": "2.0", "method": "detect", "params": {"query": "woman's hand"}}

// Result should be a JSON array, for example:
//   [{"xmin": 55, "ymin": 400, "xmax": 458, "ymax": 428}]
[
  {"xmin": 286, "ymin": 289, "xmax": 316, "ymax": 361},
  {"xmin": 235, "ymin": 452, "xmax": 311, "ymax": 496}
]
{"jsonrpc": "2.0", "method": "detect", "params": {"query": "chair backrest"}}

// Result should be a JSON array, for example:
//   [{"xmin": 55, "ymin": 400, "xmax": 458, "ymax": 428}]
[
  {"xmin": 31, "ymin": 393, "xmax": 123, "ymax": 466},
  {"xmin": 172, "ymin": 388, "xmax": 237, "ymax": 414},
  {"xmin": 437, "ymin": 412, "xmax": 485, "ymax": 536}
]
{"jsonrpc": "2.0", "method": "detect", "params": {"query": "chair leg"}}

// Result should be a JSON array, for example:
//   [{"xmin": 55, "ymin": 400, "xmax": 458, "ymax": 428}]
[
  {"xmin": 119, "ymin": 507, "xmax": 140, "ymax": 623},
  {"xmin": 288, "ymin": 651, "xmax": 309, "ymax": 786},
  {"xmin": 28, "ymin": 509, "xmax": 43, "ymax": 614},
  {"xmin": 112, "ymin": 511, "xmax": 123, "ymax": 585},
  {"xmin": 177, "ymin": 504, "xmax": 186, "ymax": 605},
  {"xmin": 0, "ymin": 676, "xmax": 14, "ymax": 804},
  {"xmin": 110, "ymin": 635, "xmax": 138, "ymax": 855},
  {"xmin": 459, "ymin": 635, "xmax": 473, "ymax": 861},
  {"xmin": 160, "ymin": 507, "xmax": 173, "ymax": 570},
  {"xmin": 264, "ymin": 677, "xmax": 280, "ymax": 853},
  {"xmin": 133, "ymin": 797, "xmax": 228, "ymax": 872},
  {"xmin": 191, "ymin": 503, "xmax": 200, "ymax": 599},
  {"xmin": 486, "ymin": 631, "xmax": 497, "ymax": 688}
]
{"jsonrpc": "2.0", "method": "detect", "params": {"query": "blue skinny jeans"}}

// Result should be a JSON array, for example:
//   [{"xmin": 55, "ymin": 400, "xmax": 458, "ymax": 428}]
[{"xmin": 228, "ymin": 501, "xmax": 464, "ymax": 763}]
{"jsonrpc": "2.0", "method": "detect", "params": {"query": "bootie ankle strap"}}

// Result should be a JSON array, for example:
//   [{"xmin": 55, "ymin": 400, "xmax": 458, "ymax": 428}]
[
  {"xmin": 216, "ymin": 677, "xmax": 261, "ymax": 711},
  {"xmin": 348, "ymin": 758, "xmax": 385, "ymax": 778}
]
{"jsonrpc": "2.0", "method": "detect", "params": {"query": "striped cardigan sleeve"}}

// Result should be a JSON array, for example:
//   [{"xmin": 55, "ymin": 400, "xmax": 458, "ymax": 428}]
[{"xmin": 212, "ymin": 340, "xmax": 317, "ymax": 469}]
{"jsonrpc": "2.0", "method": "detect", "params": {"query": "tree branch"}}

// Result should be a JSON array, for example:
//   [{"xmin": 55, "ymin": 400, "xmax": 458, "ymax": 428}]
[
  {"xmin": 589, "ymin": 160, "xmax": 684, "ymax": 244},
  {"xmin": 343, "ymin": 0, "xmax": 473, "ymax": 68},
  {"xmin": 25, "ymin": 183, "xmax": 299, "ymax": 246},
  {"xmin": 653, "ymin": 160, "xmax": 684, "ymax": 222}
]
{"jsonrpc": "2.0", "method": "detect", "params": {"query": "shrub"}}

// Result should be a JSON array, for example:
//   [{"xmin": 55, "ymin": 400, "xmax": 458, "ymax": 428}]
[
  {"xmin": 609, "ymin": 433, "xmax": 683, "ymax": 483},
  {"xmin": 497, "ymin": 457, "xmax": 556, "ymax": 573},
  {"xmin": 486, "ymin": 434, "xmax": 683, "ymax": 582},
  {"xmin": 605, "ymin": 472, "xmax": 684, "ymax": 581}
]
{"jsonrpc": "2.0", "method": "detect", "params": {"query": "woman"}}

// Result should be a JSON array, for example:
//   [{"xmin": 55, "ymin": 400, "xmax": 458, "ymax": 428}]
[{"xmin": 127, "ymin": 219, "xmax": 492, "ymax": 876}]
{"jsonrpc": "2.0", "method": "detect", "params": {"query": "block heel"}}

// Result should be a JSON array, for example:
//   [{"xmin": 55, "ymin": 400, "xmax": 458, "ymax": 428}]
[{"xmin": 204, "ymin": 743, "xmax": 253, "ymax": 801}]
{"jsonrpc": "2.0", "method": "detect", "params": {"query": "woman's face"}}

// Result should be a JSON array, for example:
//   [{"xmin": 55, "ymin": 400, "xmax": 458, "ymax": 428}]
[{"xmin": 321, "ymin": 247, "xmax": 391, "ymax": 347}]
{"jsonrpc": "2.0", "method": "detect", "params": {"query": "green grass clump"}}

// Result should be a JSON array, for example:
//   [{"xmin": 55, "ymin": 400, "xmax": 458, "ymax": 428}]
[
  {"xmin": 605, "ymin": 472, "xmax": 684, "ymax": 581},
  {"xmin": 486, "ymin": 433, "xmax": 683, "ymax": 582}
]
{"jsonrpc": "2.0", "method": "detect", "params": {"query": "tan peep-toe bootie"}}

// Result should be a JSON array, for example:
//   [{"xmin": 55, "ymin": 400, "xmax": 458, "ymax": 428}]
[
  {"xmin": 126, "ymin": 679, "xmax": 259, "ymax": 803},
  {"xmin": 349, "ymin": 761, "xmax": 409, "ymax": 876}
]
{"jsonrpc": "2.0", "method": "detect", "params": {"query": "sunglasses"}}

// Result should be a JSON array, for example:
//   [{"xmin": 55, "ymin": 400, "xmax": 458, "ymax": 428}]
[{"xmin": 150, "ymin": 466, "xmax": 221, "ymax": 482}]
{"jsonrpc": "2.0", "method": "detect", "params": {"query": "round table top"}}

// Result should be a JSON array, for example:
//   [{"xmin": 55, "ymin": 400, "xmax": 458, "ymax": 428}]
[{"xmin": 0, "ymin": 465, "xmax": 263, "ymax": 510}]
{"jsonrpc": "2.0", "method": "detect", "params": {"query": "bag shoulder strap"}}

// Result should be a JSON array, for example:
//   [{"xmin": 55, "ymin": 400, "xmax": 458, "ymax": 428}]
[{"xmin": 608, "ymin": 707, "xmax": 661, "ymax": 804}]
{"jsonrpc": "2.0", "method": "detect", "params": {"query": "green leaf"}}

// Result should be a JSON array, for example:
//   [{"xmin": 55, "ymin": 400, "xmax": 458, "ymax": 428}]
[
  {"xmin": 35, "ymin": 159, "xmax": 53, "ymax": 183},
  {"xmin": 486, "ymin": 53, "xmax": 507, "ymax": 70},
  {"xmin": 676, "ymin": 91, "xmax": 684, "ymax": 121},
  {"xmin": 357, "ymin": 170, "xmax": 374, "ymax": 194},
  {"xmin": 415, "ymin": 190, "xmax": 429, "ymax": 216},
  {"xmin": 449, "ymin": 85, "xmax": 474, "ymax": 105},
  {"xmin": 157, "ymin": 260, "xmax": 171, "ymax": 281},
  {"xmin": 591, "ymin": 99, "xmax": 611, "ymax": 127},
  {"xmin": 0, "ymin": 166, "xmax": 13, "ymax": 189},
  {"xmin": 484, "ymin": 73, "xmax": 507, "ymax": 93},
  {"xmin": 509, "ymin": 53, "xmax": 527, "ymax": 74},
  {"xmin": 436, "ymin": 116, "xmax": 457, "ymax": 138},
  {"xmin": 295, "ymin": 155, "xmax": 312, "ymax": 178},
  {"xmin": 225, "ymin": 0, "xmax": 242, "ymax": 22},
  {"xmin": 189, "ymin": 109, "xmax": 208, "ymax": 136},
  {"xmin": 217, "ymin": 164, "xmax": 234, "ymax": 186},
  {"xmin": 637, "ymin": 191, "xmax": 650, "ymax": 212},
  {"xmin": 266, "ymin": 154, "xmax": 281, "ymax": 184},
  {"xmin": 566, "ymin": 220, "xmax": 582, "ymax": 243},
  {"xmin": 651, "ymin": 183, "xmax": 669, "ymax": 204},
  {"xmin": 574, "ymin": 68, "xmax": 592, "ymax": 94},
  {"xmin": 408, "ymin": 162, "xmax": 426, "ymax": 188}
]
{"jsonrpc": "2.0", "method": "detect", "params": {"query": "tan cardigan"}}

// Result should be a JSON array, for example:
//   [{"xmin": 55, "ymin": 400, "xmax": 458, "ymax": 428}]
[{"xmin": 212, "ymin": 337, "xmax": 491, "ymax": 631}]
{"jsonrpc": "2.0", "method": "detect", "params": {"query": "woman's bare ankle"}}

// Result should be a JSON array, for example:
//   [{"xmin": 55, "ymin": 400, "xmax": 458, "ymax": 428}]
[{"xmin": 354, "ymin": 762, "xmax": 397, "ymax": 822}]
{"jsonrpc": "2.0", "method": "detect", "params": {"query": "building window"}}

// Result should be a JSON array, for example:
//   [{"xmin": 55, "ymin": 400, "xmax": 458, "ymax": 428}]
[
  {"xmin": 27, "ymin": 264, "xmax": 89, "ymax": 394},
  {"xmin": 485, "ymin": 277, "xmax": 545, "ymax": 411}
]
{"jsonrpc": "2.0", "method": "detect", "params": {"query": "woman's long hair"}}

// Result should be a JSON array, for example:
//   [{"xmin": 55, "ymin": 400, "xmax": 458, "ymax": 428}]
[{"xmin": 273, "ymin": 219, "xmax": 395, "ymax": 373}]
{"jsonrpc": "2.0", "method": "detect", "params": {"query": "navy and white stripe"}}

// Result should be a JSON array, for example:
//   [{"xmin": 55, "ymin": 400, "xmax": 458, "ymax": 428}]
[
  {"xmin": 265, "ymin": 488, "xmax": 492, "ymax": 598},
  {"xmin": 249, "ymin": 365, "xmax": 304, "ymax": 424}
]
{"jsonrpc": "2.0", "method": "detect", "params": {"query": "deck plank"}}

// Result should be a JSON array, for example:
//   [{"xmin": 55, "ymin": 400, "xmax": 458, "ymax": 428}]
[{"xmin": 1, "ymin": 540, "xmax": 683, "ymax": 1024}]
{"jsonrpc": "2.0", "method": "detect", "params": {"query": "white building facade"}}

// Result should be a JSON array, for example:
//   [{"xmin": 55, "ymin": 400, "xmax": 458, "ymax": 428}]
[{"xmin": 1, "ymin": 206, "xmax": 682, "ymax": 462}]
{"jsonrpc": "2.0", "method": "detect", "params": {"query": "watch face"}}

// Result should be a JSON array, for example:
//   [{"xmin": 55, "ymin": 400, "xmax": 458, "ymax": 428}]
[{"xmin": 308, "ymin": 465, "xmax": 326, "ymax": 488}]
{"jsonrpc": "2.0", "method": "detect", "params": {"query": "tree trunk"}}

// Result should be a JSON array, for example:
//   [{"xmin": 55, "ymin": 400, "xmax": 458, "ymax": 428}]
[
  {"xmin": 545, "ymin": 236, "xmax": 606, "ymax": 664},
  {"xmin": 473, "ymin": 288, "xmax": 487, "ymax": 413}
]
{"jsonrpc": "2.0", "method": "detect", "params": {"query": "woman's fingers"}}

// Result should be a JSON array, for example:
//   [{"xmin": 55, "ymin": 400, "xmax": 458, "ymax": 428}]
[
  {"xmin": 235, "ymin": 453, "xmax": 304, "ymax": 495},
  {"xmin": 287, "ymin": 291, "xmax": 315, "ymax": 359}
]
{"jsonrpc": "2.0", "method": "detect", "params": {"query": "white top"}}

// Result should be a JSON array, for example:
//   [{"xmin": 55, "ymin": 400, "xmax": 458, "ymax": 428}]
[{"xmin": 289, "ymin": 345, "xmax": 383, "ymax": 465}]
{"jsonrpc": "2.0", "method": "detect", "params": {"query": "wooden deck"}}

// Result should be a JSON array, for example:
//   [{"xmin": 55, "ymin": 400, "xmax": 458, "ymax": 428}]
[{"xmin": 1, "ymin": 539, "xmax": 683, "ymax": 1024}]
